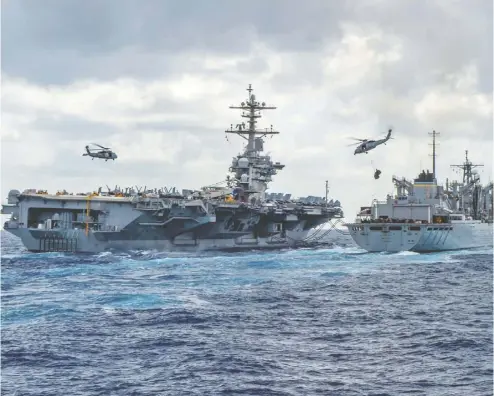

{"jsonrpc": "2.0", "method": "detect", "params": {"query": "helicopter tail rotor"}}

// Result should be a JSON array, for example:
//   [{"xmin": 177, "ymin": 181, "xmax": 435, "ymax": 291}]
[{"xmin": 386, "ymin": 125, "xmax": 394, "ymax": 139}]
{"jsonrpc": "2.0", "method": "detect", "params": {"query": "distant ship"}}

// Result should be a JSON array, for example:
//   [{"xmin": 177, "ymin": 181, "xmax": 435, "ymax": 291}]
[
  {"xmin": 345, "ymin": 132, "xmax": 493, "ymax": 253},
  {"xmin": 1, "ymin": 85, "xmax": 344, "ymax": 253}
]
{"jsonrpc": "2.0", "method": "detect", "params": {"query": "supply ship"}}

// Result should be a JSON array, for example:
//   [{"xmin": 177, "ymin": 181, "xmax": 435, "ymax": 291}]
[
  {"xmin": 1, "ymin": 85, "xmax": 344, "ymax": 253},
  {"xmin": 345, "ymin": 132, "xmax": 493, "ymax": 253}
]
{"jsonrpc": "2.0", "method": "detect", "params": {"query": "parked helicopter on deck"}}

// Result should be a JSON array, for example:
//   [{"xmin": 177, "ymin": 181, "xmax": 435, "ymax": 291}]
[
  {"xmin": 82, "ymin": 143, "xmax": 118, "ymax": 161},
  {"xmin": 348, "ymin": 128, "xmax": 393, "ymax": 155}
]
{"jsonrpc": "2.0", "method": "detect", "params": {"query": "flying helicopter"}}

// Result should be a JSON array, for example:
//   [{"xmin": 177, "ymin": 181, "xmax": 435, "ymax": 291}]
[
  {"xmin": 348, "ymin": 128, "xmax": 393, "ymax": 155},
  {"xmin": 82, "ymin": 143, "xmax": 118, "ymax": 161}
]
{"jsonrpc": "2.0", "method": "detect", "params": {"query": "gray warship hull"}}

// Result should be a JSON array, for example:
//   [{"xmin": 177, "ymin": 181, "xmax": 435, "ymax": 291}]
[
  {"xmin": 4, "ymin": 227, "xmax": 319, "ymax": 253},
  {"xmin": 346, "ymin": 220, "xmax": 493, "ymax": 253},
  {"xmin": 2, "ymin": 193, "xmax": 340, "ymax": 253}
]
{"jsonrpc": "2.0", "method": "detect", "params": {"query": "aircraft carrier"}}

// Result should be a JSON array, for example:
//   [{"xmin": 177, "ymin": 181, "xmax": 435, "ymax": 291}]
[
  {"xmin": 345, "ymin": 131, "xmax": 493, "ymax": 253},
  {"xmin": 1, "ymin": 85, "xmax": 344, "ymax": 253}
]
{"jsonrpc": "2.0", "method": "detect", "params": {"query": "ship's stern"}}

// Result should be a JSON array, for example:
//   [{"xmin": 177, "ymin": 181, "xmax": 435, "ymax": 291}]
[
  {"xmin": 345, "ymin": 222, "xmax": 424, "ymax": 252},
  {"xmin": 2, "ymin": 190, "xmax": 22, "ymax": 237}
]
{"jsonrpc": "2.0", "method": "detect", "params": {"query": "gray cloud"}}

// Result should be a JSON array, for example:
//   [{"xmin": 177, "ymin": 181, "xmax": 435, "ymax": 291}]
[
  {"xmin": 352, "ymin": 0, "xmax": 493, "ymax": 93},
  {"xmin": 16, "ymin": 115, "xmax": 121, "ymax": 141},
  {"xmin": 2, "ymin": 0, "xmax": 349, "ymax": 83},
  {"xmin": 3, "ymin": 0, "xmax": 491, "ymax": 92},
  {"xmin": 1, "ymin": 0, "xmax": 491, "ymax": 217},
  {"xmin": 2, "ymin": 0, "xmax": 346, "ymax": 52}
]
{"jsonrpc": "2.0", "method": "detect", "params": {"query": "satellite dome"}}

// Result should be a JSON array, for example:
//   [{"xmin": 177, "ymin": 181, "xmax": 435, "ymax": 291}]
[
  {"xmin": 231, "ymin": 158, "xmax": 238, "ymax": 167},
  {"xmin": 238, "ymin": 158, "xmax": 249, "ymax": 168},
  {"xmin": 240, "ymin": 174, "xmax": 249, "ymax": 183}
]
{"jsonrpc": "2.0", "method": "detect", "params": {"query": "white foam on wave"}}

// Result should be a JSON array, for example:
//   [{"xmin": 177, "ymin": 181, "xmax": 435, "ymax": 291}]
[
  {"xmin": 279, "ymin": 245, "xmax": 366, "ymax": 258},
  {"xmin": 393, "ymin": 251, "xmax": 420, "ymax": 256},
  {"xmin": 1, "ymin": 253, "xmax": 22, "ymax": 259},
  {"xmin": 2, "ymin": 251, "xmax": 67, "ymax": 260},
  {"xmin": 457, "ymin": 247, "xmax": 494, "ymax": 256},
  {"xmin": 95, "ymin": 251, "xmax": 113, "ymax": 258},
  {"xmin": 178, "ymin": 294, "xmax": 212, "ymax": 308},
  {"xmin": 327, "ymin": 245, "xmax": 368, "ymax": 255},
  {"xmin": 101, "ymin": 306, "xmax": 118, "ymax": 316}
]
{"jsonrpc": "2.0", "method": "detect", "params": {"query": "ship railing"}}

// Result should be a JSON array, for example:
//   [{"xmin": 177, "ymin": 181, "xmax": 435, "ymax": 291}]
[
  {"xmin": 358, "ymin": 218, "xmax": 429, "ymax": 224},
  {"xmin": 134, "ymin": 200, "xmax": 167, "ymax": 210}
]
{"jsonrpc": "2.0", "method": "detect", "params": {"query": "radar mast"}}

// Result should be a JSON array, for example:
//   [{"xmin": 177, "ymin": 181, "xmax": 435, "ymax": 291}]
[
  {"xmin": 450, "ymin": 150, "xmax": 484, "ymax": 185},
  {"xmin": 428, "ymin": 130, "xmax": 440, "ymax": 180},
  {"xmin": 225, "ymin": 84, "xmax": 279, "ymax": 155}
]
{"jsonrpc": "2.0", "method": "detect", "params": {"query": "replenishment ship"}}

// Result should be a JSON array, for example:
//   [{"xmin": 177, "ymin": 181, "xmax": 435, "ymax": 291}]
[{"xmin": 345, "ymin": 132, "xmax": 493, "ymax": 252}]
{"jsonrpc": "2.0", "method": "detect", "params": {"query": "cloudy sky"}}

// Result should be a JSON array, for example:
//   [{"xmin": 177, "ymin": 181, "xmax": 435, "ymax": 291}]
[{"xmin": 1, "ymin": 0, "xmax": 492, "ymax": 219}]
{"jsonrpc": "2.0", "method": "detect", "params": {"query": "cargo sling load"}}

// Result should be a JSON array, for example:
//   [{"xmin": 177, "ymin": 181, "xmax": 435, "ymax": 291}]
[
  {"xmin": 345, "ymin": 131, "xmax": 493, "ymax": 253},
  {"xmin": 1, "ymin": 85, "xmax": 344, "ymax": 253}
]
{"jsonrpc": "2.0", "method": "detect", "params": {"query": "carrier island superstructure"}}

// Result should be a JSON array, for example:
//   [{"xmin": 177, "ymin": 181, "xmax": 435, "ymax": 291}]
[
  {"xmin": 1, "ymin": 85, "xmax": 343, "ymax": 253},
  {"xmin": 345, "ymin": 131, "xmax": 493, "ymax": 253}
]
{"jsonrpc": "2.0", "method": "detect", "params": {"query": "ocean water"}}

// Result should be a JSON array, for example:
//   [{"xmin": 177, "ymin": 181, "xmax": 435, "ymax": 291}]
[{"xmin": 1, "ymin": 230, "xmax": 492, "ymax": 396}]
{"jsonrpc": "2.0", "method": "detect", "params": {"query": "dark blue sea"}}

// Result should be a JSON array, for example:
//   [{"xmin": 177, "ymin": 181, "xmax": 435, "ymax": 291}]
[{"xmin": 1, "ymin": 230, "xmax": 493, "ymax": 396}]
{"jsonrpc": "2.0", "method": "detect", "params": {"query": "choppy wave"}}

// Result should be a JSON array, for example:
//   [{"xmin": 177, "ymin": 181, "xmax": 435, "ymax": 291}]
[{"xmin": 1, "ymin": 231, "xmax": 492, "ymax": 396}]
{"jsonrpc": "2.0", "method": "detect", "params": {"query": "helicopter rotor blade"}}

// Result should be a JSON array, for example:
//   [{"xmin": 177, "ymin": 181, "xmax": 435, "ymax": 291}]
[{"xmin": 90, "ymin": 143, "xmax": 110, "ymax": 150}]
